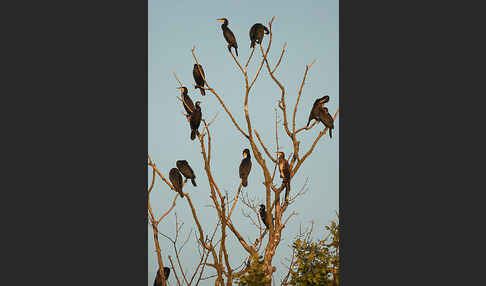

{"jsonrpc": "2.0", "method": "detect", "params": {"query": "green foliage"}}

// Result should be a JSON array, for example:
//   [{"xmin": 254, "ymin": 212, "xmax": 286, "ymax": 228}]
[
  {"xmin": 288, "ymin": 219, "xmax": 340, "ymax": 286},
  {"xmin": 235, "ymin": 253, "xmax": 271, "ymax": 286}
]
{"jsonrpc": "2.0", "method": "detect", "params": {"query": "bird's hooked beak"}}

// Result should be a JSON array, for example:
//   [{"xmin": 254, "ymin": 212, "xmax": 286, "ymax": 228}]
[
  {"xmin": 243, "ymin": 152, "xmax": 247, "ymax": 158},
  {"xmin": 176, "ymin": 87, "xmax": 183, "ymax": 90},
  {"xmin": 216, "ymin": 18, "xmax": 225, "ymax": 23}
]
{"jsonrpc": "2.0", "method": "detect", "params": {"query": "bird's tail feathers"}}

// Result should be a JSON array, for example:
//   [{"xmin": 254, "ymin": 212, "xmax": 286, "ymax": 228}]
[
  {"xmin": 306, "ymin": 118, "xmax": 312, "ymax": 127},
  {"xmin": 284, "ymin": 180, "xmax": 290, "ymax": 202},
  {"xmin": 242, "ymin": 177, "xmax": 248, "ymax": 187}
]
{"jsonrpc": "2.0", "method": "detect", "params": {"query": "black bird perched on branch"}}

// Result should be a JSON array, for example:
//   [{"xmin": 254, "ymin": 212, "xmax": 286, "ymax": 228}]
[
  {"xmin": 176, "ymin": 160, "xmax": 197, "ymax": 187},
  {"xmin": 249, "ymin": 23, "xmax": 269, "ymax": 48},
  {"xmin": 153, "ymin": 267, "xmax": 171, "ymax": 286},
  {"xmin": 259, "ymin": 204, "xmax": 273, "ymax": 230},
  {"xmin": 169, "ymin": 168, "xmax": 184, "ymax": 198},
  {"xmin": 306, "ymin": 95, "xmax": 330, "ymax": 127},
  {"xmin": 217, "ymin": 18, "xmax": 238, "ymax": 56},
  {"xmin": 319, "ymin": 106, "xmax": 334, "ymax": 138},
  {"xmin": 189, "ymin": 101, "xmax": 202, "ymax": 140},
  {"xmin": 276, "ymin": 151, "xmax": 291, "ymax": 202},
  {"xmin": 177, "ymin": 86, "xmax": 195, "ymax": 115},
  {"xmin": 193, "ymin": 64, "xmax": 206, "ymax": 96},
  {"xmin": 239, "ymin": 148, "xmax": 252, "ymax": 187}
]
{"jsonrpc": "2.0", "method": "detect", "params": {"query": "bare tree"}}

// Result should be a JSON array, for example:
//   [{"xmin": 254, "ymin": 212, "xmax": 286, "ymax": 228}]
[{"xmin": 149, "ymin": 17, "xmax": 339, "ymax": 286}]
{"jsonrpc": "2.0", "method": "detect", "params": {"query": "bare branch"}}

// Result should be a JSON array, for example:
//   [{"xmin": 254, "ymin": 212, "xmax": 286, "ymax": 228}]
[
  {"xmin": 255, "ymin": 130, "xmax": 277, "ymax": 163},
  {"xmin": 148, "ymin": 166, "xmax": 156, "ymax": 194},
  {"xmin": 294, "ymin": 119, "xmax": 318, "ymax": 135},
  {"xmin": 280, "ymin": 247, "xmax": 297, "ymax": 286},
  {"xmin": 245, "ymin": 47, "xmax": 256, "ymax": 70},
  {"xmin": 292, "ymin": 59, "xmax": 317, "ymax": 135},
  {"xmin": 272, "ymin": 42, "xmax": 287, "ymax": 74},
  {"xmin": 199, "ymin": 112, "xmax": 219, "ymax": 138},
  {"xmin": 173, "ymin": 72, "xmax": 183, "ymax": 88},
  {"xmin": 283, "ymin": 211, "xmax": 298, "ymax": 226},
  {"xmin": 168, "ymin": 256, "xmax": 182, "ymax": 286},
  {"xmin": 228, "ymin": 184, "xmax": 243, "ymax": 218},
  {"xmin": 157, "ymin": 193, "xmax": 179, "ymax": 224},
  {"xmin": 260, "ymin": 31, "xmax": 292, "ymax": 139}
]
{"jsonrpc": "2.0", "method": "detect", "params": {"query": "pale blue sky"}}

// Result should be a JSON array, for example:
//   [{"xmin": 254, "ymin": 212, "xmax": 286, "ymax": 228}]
[{"xmin": 148, "ymin": 0, "xmax": 338, "ymax": 284}]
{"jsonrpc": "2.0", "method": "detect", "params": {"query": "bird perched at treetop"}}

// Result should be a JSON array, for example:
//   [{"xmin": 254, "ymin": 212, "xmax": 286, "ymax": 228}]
[
  {"xmin": 306, "ymin": 95, "xmax": 330, "ymax": 127},
  {"xmin": 217, "ymin": 18, "xmax": 238, "ymax": 56},
  {"xmin": 249, "ymin": 23, "xmax": 269, "ymax": 48}
]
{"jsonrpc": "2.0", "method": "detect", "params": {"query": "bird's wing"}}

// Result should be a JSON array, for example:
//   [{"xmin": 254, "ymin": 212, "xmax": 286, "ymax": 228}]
[{"xmin": 183, "ymin": 95, "xmax": 195, "ymax": 114}]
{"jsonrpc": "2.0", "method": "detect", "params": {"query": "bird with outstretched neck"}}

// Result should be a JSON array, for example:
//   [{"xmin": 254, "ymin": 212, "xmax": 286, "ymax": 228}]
[{"xmin": 217, "ymin": 18, "xmax": 238, "ymax": 56}]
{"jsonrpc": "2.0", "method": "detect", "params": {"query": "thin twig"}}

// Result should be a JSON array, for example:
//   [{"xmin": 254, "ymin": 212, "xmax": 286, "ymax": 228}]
[
  {"xmin": 168, "ymin": 256, "xmax": 182, "ymax": 286},
  {"xmin": 255, "ymin": 130, "xmax": 277, "ymax": 163}
]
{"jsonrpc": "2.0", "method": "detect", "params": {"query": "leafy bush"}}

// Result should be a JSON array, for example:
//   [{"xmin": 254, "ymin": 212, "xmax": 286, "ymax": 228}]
[{"xmin": 288, "ymin": 219, "xmax": 339, "ymax": 286}]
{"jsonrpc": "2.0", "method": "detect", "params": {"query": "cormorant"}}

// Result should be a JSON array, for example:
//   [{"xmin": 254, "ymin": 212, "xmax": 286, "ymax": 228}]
[
  {"xmin": 176, "ymin": 160, "xmax": 197, "ymax": 187},
  {"xmin": 153, "ymin": 267, "xmax": 171, "ymax": 286},
  {"xmin": 239, "ymin": 148, "xmax": 252, "ymax": 187},
  {"xmin": 319, "ymin": 106, "xmax": 334, "ymax": 138},
  {"xmin": 259, "ymin": 204, "xmax": 272, "ymax": 230},
  {"xmin": 177, "ymin": 86, "xmax": 195, "ymax": 115},
  {"xmin": 193, "ymin": 64, "xmax": 206, "ymax": 96},
  {"xmin": 189, "ymin": 101, "xmax": 202, "ymax": 140},
  {"xmin": 306, "ymin": 95, "xmax": 330, "ymax": 127},
  {"xmin": 217, "ymin": 18, "xmax": 238, "ymax": 56},
  {"xmin": 249, "ymin": 23, "xmax": 269, "ymax": 48},
  {"xmin": 169, "ymin": 168, "xmax": 184, "ymax": 198},
  {"xmin": 276, "ymin": 151, "xmax": 291, "ymax": 201}
]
